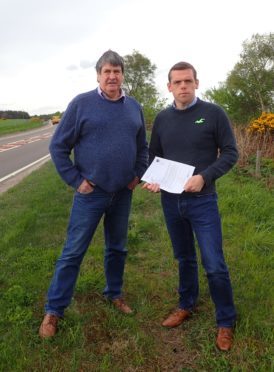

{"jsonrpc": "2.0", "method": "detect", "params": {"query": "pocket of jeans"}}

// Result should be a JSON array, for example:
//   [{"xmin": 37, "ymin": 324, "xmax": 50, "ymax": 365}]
[{"xmin": 76, "ymin": 185, "xmax": 96, "ymax": 195}]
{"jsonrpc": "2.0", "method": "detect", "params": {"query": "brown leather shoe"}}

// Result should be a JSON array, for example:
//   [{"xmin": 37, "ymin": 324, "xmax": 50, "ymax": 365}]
[
  {"xmin": 216, "ymin": 327, "xmax": 233, "ymax": 351},
  {"xmin": 112, "ymin": 298, "xmax": 133, "ymax": 314},
  {"xmin": 39, "ymin": 314, "xmax": 59, "ymax": 338},
  {"xmin": 162, "ymin": 308, "xmax": 191, "ymax": 327}
]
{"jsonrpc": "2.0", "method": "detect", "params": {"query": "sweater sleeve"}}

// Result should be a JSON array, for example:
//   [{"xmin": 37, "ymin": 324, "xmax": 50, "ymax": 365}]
[
  {"xmin": 134, "ymin": 109, "xmax": 149, "ymax": 178},
  {"xmin": 199, "ymin": 108, "xmax": 239, "ymax": 185},
  {"xmin": 49, "ymin": 100, "xmax": 84, "ymax": 189},
  {"xmin": 149, "ymin": 117, "xmax": 164, "ymax": 164}
]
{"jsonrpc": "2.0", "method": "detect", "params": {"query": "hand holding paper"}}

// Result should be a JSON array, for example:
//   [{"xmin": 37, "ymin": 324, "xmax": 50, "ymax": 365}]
[{"xmin": 141, "ymin": 157, "xmax": 195, "ymax": 194}]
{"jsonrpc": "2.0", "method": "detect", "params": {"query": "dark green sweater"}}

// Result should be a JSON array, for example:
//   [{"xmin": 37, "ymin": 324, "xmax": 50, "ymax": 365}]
[{"xmin": 149, "ymin": 98, "xmax": 238, "ymax": 195}]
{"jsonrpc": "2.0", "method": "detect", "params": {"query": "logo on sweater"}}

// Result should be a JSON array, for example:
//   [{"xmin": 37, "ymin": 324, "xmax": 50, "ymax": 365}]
[{"xmin": 195, "ymin": 118, "xmax": 205, "ymax": 124}]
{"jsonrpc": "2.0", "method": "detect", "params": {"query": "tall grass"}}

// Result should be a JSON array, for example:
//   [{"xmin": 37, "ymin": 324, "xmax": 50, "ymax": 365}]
[
  {"xmin": 234, "ymin": 126, "xmax": 274, "ymax": 188},
  {"xmin": 234, "ymin": 127, "xmax": 273, "ymax": 166},
  {"xmin": 0, "ymin": 162, "xmax": 273, "ymax": 371}
]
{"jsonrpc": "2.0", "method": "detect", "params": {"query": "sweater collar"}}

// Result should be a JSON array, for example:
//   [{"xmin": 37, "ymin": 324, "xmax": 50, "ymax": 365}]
[
  {"xmin": 172, "ymin": 96, "xmax": 197, "ymax": 110},
  {"xmin": 97, "ymin": 86, "xmax": 126, "ymax": 102}
]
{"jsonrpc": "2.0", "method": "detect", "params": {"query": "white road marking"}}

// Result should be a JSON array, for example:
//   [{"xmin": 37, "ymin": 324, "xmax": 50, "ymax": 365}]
[{"xmin": 0, "ymin": 154, "xmax": 51, "ymax": 183}]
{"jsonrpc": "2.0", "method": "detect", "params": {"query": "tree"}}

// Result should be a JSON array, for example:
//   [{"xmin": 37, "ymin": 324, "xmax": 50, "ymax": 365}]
[
  {"xmin": 204, "ymin": 33, "xmax": 274, "ymax": 124},
  {"xmin": 123, "ymin": 50, "xmax": 166, "ymax": 125},
  {"xmin": 0, "ymin": 110, "xmax": 30, "ymax": 119}
]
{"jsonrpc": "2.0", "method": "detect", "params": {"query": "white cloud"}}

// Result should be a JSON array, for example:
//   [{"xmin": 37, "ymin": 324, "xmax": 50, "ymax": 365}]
[{"xmin": 80, "ymin": 60, "xmax": 95, "ymax": 69}]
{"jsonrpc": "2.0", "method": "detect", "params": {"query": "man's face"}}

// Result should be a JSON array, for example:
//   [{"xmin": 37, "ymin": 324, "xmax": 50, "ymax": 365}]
[
  {"xmin": 97, "ymin": 63, "xmax": 124, "ymax": 100},
  {"xmin": 167, "ymin": 69, "xmax": 199, "ymax": 109}
]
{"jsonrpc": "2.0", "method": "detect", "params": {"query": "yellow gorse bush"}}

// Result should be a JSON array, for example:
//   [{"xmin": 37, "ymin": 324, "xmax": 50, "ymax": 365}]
[{"xmin": 247, "ymin": 112, "xmax": 274, "ymax": 134}]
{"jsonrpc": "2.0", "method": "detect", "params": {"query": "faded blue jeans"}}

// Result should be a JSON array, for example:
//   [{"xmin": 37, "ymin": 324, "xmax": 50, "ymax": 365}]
[
  {"xmin": 161, "ymin": 191, "xmax": 236, "ymax": 327},
  {"xmin": 45, "ymin": 186, "xmax": 132, "ymax": 317}
]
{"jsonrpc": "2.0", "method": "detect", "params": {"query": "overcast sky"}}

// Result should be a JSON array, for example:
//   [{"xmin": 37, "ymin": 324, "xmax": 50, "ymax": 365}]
[{"xmin": 1, "ymin": 0, "xmax": 273, "ymax": 115}]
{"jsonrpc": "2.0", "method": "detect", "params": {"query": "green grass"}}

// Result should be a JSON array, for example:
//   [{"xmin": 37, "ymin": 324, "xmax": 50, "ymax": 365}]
[
  {"xmin": 0, "ymin": 119, "xmax": 45, "ymax": 135},
  {"xmin": 0, "ymin": 162, "xmax": 273, "ymax": 371}
]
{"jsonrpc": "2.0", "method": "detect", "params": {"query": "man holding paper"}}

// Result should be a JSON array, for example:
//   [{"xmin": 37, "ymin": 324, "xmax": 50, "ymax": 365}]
[{"xmin": 142, "ymin": 62, "xmax": 238, "ymax": 351}]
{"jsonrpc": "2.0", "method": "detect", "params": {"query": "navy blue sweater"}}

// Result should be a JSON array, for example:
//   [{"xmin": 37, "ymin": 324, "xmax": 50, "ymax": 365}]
[
  {"xmin": 149, "ymin": 98, "xmax": 238, "ymax": 195},
  {"xmin": 49, "ymin": 89, "xmax": 148, "ymax": 192}
]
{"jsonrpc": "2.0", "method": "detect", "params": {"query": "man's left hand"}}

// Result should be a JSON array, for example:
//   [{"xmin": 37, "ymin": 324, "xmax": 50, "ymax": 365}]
[
  {"xmin": 184, "ymin": 175, "xmax": 205, "ymax": 192},
  {"xmin": 127, "ymin": 176, "xmax": 140, "ymax": 190}
]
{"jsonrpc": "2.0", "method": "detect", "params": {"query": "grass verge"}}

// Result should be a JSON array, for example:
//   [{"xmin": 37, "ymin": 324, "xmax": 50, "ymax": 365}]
[{"xmin": 0, "ymin": 162, "xmax": 273, "ymax": 371}]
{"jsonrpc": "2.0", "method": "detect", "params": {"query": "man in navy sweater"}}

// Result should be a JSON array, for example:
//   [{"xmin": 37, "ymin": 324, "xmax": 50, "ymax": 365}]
[
  {"xmin": 143, "ymin": 62, "xmax": 238, "ymax": 351},
  {"xmin": 39, "ymin": 50, "xmax": 148, "ymax": 338}
]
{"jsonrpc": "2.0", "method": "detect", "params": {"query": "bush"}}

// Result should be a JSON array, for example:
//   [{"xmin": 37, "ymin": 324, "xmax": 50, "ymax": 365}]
[
  {"xmin": 247, "ymin": 112, "xmax": 274, "ymax": 134},
  {"xmin": 30, "ymin": 117, "xmax": 41, "ymax": 123},
  {"xmin": 234, "ymin": 113, "xmax": 274, "ymax": 187},
  {"xmin": 234, "ymin": 127, "xmax": 273, "ymax": 166}
]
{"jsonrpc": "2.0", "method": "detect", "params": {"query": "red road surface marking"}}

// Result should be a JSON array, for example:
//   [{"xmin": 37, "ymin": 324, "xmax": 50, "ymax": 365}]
[{"xmin": 0, "ymin": 133, "xmax": 52, "ymax": 153}]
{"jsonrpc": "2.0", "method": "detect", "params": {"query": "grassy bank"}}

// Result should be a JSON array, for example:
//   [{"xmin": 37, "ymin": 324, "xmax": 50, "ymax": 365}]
[
  {"xmin": 0, "ymin": 119, "xmax": 45, "ymax": 136},
  {"xmin": 0, "ymin": 162, "xmax": 273, "ymax": 371}
]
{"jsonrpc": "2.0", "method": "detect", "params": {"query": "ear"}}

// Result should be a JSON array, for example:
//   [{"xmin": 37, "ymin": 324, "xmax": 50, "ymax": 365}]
[
  {"xmin": 97, "ymin": 72, "xmax": 100, "ymax": 83},
  {"xmin": 195, "ymin": 79, "xmax": 199, "ymax": 89},
  {"xmin": 167, "ymin": 82, "xmax": 172, "ymax": 92}
]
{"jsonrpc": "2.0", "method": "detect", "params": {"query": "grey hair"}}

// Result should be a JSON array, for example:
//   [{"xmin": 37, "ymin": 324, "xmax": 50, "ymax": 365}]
[{"xmin": 95, "ymin": 50, "xmax": 124, "ymax": 74}]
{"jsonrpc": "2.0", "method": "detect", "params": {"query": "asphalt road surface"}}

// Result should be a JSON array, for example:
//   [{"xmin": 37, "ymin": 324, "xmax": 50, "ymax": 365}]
[{"xmin": 0, "ymin": 123, "xmax": 56, "ymax": 192}]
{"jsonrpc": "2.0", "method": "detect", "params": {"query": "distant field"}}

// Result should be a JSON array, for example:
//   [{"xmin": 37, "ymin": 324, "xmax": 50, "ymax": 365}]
[{"xmin": 0, "ymin": 119, "xmax": 45, "ymax": 136}]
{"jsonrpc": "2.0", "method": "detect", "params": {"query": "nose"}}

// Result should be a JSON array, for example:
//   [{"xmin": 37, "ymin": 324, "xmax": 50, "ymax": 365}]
[
  {"xmin": 109, "ymin": 71, "xmax": 116, "ymax": 79},
  {"xmin": 179, "ymin": 82, "xmax": 188, "ymax": 91}
]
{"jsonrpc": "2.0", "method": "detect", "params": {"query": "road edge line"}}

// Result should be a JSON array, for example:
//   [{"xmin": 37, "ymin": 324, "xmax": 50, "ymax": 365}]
[{"xmin": 0, "ymin": 154, "xmax": 51, "ymax": 183}]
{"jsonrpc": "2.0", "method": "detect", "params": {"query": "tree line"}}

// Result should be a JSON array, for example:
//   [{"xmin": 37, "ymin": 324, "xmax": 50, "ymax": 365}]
[
  {"xmin": 0, "ymin": 111, "xmax": 63, "ymax": 121},
  {"xmin": 0, "ymin": 110, "xmax": 30, "ymax": 119}
]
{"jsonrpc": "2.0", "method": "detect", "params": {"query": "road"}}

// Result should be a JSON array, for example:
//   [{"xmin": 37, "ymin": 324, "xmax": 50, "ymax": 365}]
[{"xmin": 0, "ymin": 123, "xmax": 56, "ymax": 192}]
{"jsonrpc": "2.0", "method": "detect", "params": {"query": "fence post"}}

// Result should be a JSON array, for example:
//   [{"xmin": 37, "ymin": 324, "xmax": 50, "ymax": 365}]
[{"xmin": 255, "ymin": 150, "xmax": 261, "ymax": 178}]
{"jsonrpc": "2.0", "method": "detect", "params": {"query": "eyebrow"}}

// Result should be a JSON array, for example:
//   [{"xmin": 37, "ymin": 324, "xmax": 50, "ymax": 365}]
[
  {"xmin": 172, "ymin": 79, "xmax": 194, "ymax": 84},
  {"xmin": 102, "ymin": 67, "xmax": 122, "ymax": 73}
]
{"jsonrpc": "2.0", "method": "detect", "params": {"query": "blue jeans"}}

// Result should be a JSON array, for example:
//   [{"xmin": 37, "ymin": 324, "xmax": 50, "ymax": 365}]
[
  {"xmin": 161, "ymin": 192, "xmax": 236, "ymax": 327},
  {"xmin": 45, "ymin": 186, "xmax": 132, "ymax": 317}
]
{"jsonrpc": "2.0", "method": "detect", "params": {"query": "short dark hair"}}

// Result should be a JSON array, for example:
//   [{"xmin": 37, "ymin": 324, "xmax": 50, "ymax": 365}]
[
  {"xmin": 95, "ymin": 50, "xmax": 124, "ymax": 74},
  {"xmin": 168, "ymin": 62, "xmax": 197, "ymax": 82}
]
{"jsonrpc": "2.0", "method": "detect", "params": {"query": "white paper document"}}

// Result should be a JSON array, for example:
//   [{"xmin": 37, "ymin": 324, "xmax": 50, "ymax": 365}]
[{"xmin": 141, "ymin": 156, "xmax": 195, "ymax": 194}]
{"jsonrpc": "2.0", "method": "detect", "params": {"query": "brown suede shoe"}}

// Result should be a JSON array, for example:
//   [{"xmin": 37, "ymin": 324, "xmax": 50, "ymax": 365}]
[
  {"xmin": 112, "ymin": 298, "xmax": 133, "ymax": 314},
  {"xmin": 162, "ymin": 308, "xmax": 191, "ymax": 327},
  {"xmin": 216, "ymin": 327, "xmax": 233, "ymax": 351},
  {"xmin": 39, "ymin": 314, "xmax": 59, "ymax": 338}
]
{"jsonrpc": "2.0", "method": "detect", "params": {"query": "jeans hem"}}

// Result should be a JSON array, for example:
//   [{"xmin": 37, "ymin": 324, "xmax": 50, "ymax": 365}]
[
  {"xmin": 179, "ymin": 305, "xmax": 195, "ymax": 312},
  {"xmin": 217, "ymin": 321, "xmax": 236, "ymax": 328},
  {"xmin": 45, "ymin": 310, "xmax": 64, "ymax": 318},
  {"xmin": 103, "ymin": 293, "xmax": 123, "ymax": 301}
]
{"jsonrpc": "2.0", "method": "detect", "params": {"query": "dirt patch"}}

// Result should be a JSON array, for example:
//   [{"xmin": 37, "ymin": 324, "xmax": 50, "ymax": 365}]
[{"xmin": 142, "ymin": 319, "xmax": 199, "ymax": 372}]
